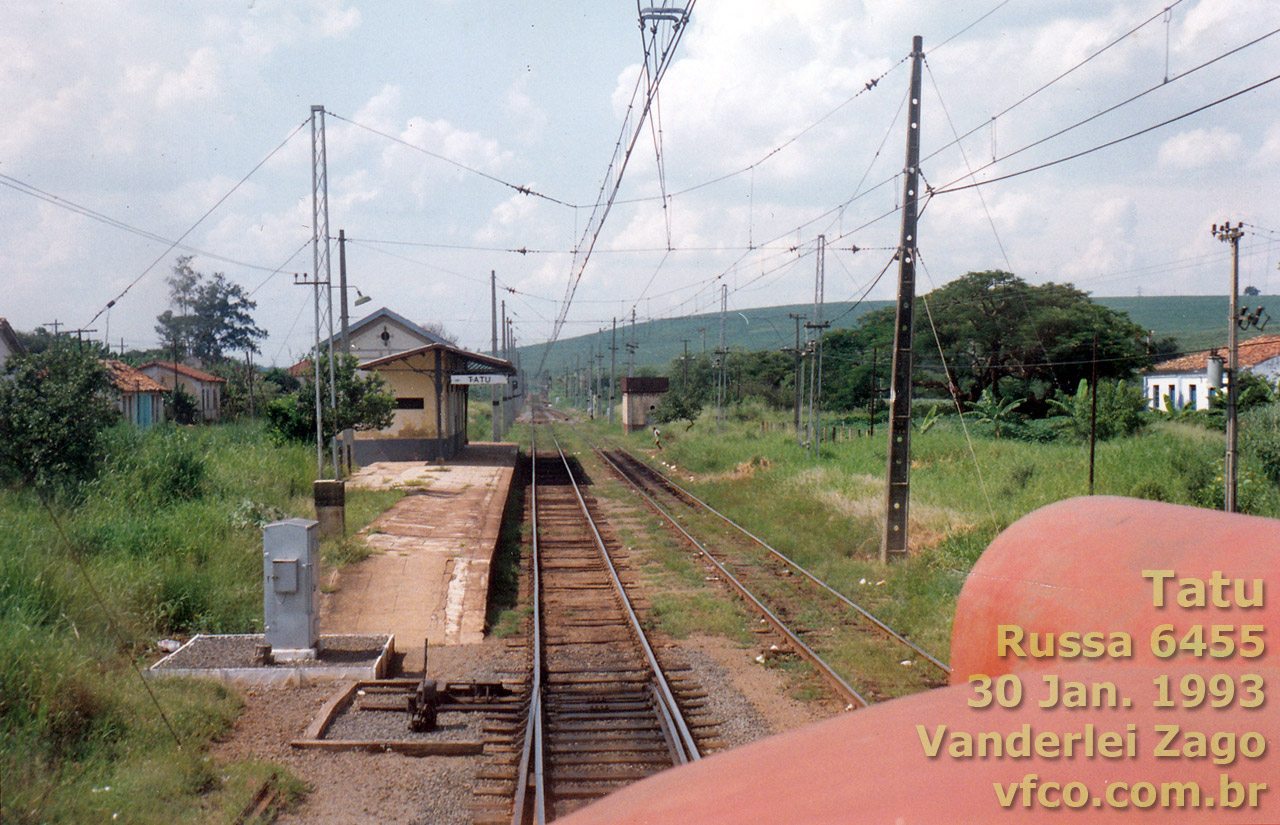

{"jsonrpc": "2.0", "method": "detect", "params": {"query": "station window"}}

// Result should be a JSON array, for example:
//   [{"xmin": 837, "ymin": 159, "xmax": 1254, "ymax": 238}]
[{"xmin": 396, "ymin": 397, "xmax": 425, "ymax": 409}]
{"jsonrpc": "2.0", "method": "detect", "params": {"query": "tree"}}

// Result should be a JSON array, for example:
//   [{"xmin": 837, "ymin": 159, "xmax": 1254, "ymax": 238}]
[
  {"xmin": 155, "ymin": 256, "xmax": 265, "ymax": 363},
  {"xmin": 265, "ymin": 353, "xmax": 395, "ymax": 444},
  {"xmin": 653, "ymin": 391, "xmax": 703, "ymax": 429},
  {"xmin": 0, "ymin": 341, "xmax": 116, "ymax": 492},
  {"xmin": 827, "ymin": 271, "xmax": 1148, "ymax": 415},
  {"xmin": 970, "ymin": 387, "xmax": 1023, "ymax": 437}
]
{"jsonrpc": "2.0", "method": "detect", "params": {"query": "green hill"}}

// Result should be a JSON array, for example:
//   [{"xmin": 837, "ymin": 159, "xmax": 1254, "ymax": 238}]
[{"xmin": 519, "ymin": 295, "xmax": 1280, "ymax": 379}]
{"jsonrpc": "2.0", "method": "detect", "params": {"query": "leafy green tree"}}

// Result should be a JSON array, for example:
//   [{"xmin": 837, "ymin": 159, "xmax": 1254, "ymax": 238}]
[
  {"xmin": 265, "ymin": 353, "xmax": 395, "ymax": 444},
  {"xmin": 823, "ymin": 271, "xmax": 1148, "ymax": 415},
  {"xmin": 653, "ymin": 391, "xmax": 703, "ymax": 429},
  {"xmin": 155, "ymin": 256, "xmax": 265, "ymax": 363},
  {"xmin": 0, "ymin": 341, "xmax": 116, "ymax": 492}
]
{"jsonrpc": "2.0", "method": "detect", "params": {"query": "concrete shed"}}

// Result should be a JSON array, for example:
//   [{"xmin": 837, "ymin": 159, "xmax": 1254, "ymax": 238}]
[
  {"xmin": 619, "ymin": 376, "xmax": 669, "ymax": 433},
  {"xmin": 355, "ymin": 343, "xmax": 515, "ymax": 463}
]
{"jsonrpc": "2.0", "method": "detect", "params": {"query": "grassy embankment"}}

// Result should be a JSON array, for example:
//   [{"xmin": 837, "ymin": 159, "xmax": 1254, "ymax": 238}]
[
  {"xmin": 566, "ymin": 405, "xmax": 1275, "ymax": 674},
  {"xmin": 0, "ymin": 421, "xmax": 399, "ymax": 824}
]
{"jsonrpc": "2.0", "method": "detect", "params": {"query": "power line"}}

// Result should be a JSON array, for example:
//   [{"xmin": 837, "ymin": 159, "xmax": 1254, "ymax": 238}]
[
  {"xmin": 84, "ymin": 118, "xmax": 310, "ymax": 329},
  {"xmin": 934, "ymin": 70, "xmax": 1280, "ymax": 195},
  {"xmin": 929, "ymin": 24, "xmax": 1280, "ymax": 192},
  {"xmin": 538, "ymin": 1, "xmax": 696, "ymax": 374},
  {"xmin": 920, "ymin": 0, "xmax": 1191, "ymax": 169},
  {"xmin": 0, "ymin": 174, "xmax": 296, "ymax": 274},
  {"xmin": 327, "ymin": 111, "xmax": 579, "ymax": 208}
]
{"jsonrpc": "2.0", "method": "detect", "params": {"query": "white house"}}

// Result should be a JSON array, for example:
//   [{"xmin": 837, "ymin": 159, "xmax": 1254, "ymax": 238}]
[{"xmin": 1144, "ymin": 334, "xmax": 1280, "ymax": 410}]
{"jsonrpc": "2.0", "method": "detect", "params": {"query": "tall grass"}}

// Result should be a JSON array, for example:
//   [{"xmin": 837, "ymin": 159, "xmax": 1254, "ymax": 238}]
[
  {"xmin": 579, "ymin": 405, "xmax": 1280, "ymax": 663},
  {"xmin": 0, "ymin": 421, "xmax": 328, "ymax": 824}
]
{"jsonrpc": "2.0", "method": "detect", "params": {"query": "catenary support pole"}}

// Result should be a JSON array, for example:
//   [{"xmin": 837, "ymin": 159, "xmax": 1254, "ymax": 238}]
[
  {"xmin": 609, "ymin": 317, "xmax": 617, "ymax": 424},
  {"xmin": 492, "ymin": 270, "xmax": 501, "ymax": 442},
  {"xmin": 882, "ymin": 36, "xmax": 924, "ymax": 562}
]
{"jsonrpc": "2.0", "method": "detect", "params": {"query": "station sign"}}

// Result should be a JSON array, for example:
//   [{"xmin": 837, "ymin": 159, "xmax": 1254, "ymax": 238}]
[{"xmin": 451, "ymin": 374, "xmax": 509, "ymax": 385}]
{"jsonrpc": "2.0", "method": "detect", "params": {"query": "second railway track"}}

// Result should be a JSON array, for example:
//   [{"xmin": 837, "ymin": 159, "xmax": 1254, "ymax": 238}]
[{"xmin": 565, "ymin": 421, "xmax": 950, "ymax": 705}]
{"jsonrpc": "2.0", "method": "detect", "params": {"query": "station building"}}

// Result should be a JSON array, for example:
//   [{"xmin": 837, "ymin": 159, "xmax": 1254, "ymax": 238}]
[
  {"xmin": 354, "ymin": 343, "xmax": 516, "ymax": 463},
  {"xmin": 619, "ymin": 376, "xmax": 669, "ymax": 433}
]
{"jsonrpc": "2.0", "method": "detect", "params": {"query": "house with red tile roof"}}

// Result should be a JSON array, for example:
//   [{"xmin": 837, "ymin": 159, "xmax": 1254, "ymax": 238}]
[
  {"xmin": 1144, "ymin": 333, "xmax": 1280, "ymax": 410},
  {"xmin": 102, "ymin": 360, "xmax": 168, "ymax": 428},
  {"xmin": 138, "ymin": 361, "xmax": 225, "ymax": 421}
]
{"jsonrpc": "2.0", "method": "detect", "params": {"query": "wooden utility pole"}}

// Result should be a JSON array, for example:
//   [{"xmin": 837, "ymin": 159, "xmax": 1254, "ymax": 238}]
[
  {"xmin": 882, "ymin": 35, "xmax": 924, "ymax": 563},
  {"xmin": 1088, "ymin": 333, "xmax": 1098, "ymax": 495},
  {"xmin": 1214, "ymin": 220, "xmax": 1244, "ymax": 512}
]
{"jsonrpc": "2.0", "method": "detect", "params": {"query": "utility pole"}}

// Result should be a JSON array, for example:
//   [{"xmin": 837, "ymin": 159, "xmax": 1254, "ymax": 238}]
[
  {"xmin": 805, "ymin": 235, "xmax": 830, "ymax": 458},
  {"xmin": 595, "ymin": 330, "xmax": 604, "ymax": 420},
  {"xmin": 491, "ymin": 270, "xmax": 501, "ymax": 441},
  {"xmin": 697, "ymin": 326, "xmax": 707, "ymax": 354},
  {"xmin": 1088, "ymin": 333, "xmax": 1098, "ymax": 495},
  {"xmin": 506, "ymin": 316, "xmax": 515, "ymax": 429},
  {"xmin": 787, "ymin": 313, "xmax": 805, "ymax": 443},
  {"xmin": 1214, "ymin": 220, "xmax": 1244, "ymax": 512},
  {"xmin": 869, "ymin": 347, "xmax": 878, "ymax": 437},
  {"xmin": 609, "ymin": 317, "xmax": 617, "ymax": 424},
  {"xmin": 716, "ymin": 285, "xmax": 728, "ymax": 433},
  {"xmin": 681, "ymin": 339, "xmax": 690, "ymax": 389},
  {"xmin": 338, "ymin": 229, "xmax": 353, "ymax": 468},
  {"xmin": 628, "ymin": 308, "xmax": 637, "ymax": 377},
  {"xmin": 882, "ymin": 36, "xmax": 924, "ymax": 563},
  {"xmin": 589, "ymin": 339, "xmax": 597, "ymax": 419}
]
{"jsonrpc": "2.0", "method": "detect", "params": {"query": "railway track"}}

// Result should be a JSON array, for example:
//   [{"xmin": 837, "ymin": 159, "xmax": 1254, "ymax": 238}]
[
  {"xmin": 564, "ymin": 423, "xmax": 950, "ymax": 705},
  {"xmin": 489, "ymin": 427, "xmax": 709, "ymax": 824}
]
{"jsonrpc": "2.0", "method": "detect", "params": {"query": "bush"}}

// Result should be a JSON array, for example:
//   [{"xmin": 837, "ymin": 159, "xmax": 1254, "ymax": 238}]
[
  {"xmin": 168, "ymin": 385, "xmax": 201, "ymax": 425},
  {"xmin": 0, "ymin": 341, "xmax": 116, "ymax": 494},
  {"xmin": 1049, "ymin": 379, "xmax": 1148, "ymax": 440},
  {"xmin": 266, "ymin": 352, "xmax": 393, "ymax": 444},
  {"xmin": 1129, "ymin": 479, "xmax": 1169, "ymax": 501}
]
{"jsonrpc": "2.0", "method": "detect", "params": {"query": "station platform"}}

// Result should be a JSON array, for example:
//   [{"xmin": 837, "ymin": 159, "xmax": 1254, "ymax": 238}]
[{"xmin": 318, "ymin": 442, "xmax": 518, "ymax": 673}]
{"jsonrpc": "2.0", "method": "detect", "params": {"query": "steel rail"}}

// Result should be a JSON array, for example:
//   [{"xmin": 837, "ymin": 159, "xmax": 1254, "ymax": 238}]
[
  {"xmin": 589, "ymin": 443, "xmax": 870, "ymax": 709},
  {"xmin": 600, "ymin": 436, "xmax": 951, "ymax": 676},
  {"xmin": 511, "ymin": 427, "xmax": 546, "ymax": 825},
  {"xmin": 549, "ymin": 429, "xmax": 702, "ymax": 762}
]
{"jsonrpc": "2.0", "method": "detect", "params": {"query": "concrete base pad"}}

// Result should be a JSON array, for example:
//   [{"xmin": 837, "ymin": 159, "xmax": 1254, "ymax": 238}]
[{"xmin": 149, "ymin": 634, "xmax": 393, "ymax": 686}]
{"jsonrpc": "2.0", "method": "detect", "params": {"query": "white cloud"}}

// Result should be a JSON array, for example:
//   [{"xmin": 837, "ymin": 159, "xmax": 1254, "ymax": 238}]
[
  {"xmin": 156, "ymin": 47, "xmax": 222, "ymax": 108},
  {"xmin": 1157, "ymin": 127, "xmax": 1243, "ymax": 169}
]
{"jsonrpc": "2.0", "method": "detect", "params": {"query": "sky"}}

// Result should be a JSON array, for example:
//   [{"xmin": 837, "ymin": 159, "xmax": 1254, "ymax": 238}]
[{"xmin": 3, "ymin": 0, "xmax": 1280, "ymax": 367}]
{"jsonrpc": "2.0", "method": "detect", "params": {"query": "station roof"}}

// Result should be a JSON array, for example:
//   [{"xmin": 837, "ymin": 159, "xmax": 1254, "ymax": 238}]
[{"xmin": 359, "ymin": 343, "xmax": 516, "ymax": 375}]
